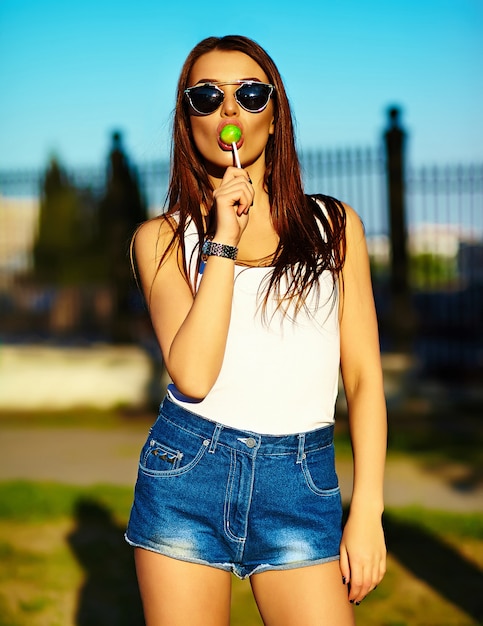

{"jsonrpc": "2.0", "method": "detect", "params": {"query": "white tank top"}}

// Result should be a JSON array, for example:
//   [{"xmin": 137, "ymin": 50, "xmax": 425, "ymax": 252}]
[{"xmin": 168, "ymin": 212, "xmax": 340, "ymax": 435}]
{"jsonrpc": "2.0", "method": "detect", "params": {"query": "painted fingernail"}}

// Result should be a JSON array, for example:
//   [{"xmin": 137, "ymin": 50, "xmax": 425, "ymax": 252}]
[{"xmin": 342, "ymin": 577, "xmax": 347, "ymax": 585}]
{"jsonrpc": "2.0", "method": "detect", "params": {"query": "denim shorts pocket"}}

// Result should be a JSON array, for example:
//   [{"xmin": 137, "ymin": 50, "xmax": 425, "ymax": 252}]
[
  {"xmin": 138, "ymin": 417, "xmax": 210, "ymax": 477},
  {"xmin": 300, "ymin": 443, "xmax": 340, "ymax": 496}
]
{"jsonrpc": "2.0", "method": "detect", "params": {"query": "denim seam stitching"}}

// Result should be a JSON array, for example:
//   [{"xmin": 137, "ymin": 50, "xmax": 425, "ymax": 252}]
[
  {"xmin": 224, "ymin": 449, "xmax": 246, "ymax": 544},
  {"xmin": 300, "ymin": 458, "xmax": 341, "ymax": 497}
]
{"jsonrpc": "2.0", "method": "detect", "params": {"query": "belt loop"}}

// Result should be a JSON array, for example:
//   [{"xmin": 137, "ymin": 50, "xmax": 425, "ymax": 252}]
[
  {"xmin": 297, "ymin": 433, "xmax": 306, "ymax": 463},
  {"xmin": 209, "ymin": 423, "xmax": 223, "ymax": 454}
]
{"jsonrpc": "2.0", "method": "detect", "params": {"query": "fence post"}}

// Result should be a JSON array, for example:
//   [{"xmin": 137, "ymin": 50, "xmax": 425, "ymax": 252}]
[{"xmin": 383, "ymin": 106, "xmax": 413, "ymax": 350}]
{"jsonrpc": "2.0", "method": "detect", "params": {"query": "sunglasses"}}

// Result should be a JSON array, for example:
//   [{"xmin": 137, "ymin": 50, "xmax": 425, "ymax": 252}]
[{"xmin": 184, "ymin": 81, "xmax": 274, "ymax": 115}]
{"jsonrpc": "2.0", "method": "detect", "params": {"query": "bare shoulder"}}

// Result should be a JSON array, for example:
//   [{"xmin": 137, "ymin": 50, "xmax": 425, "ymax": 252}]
[
  {"xmin": 339, "ymin": 202, "xmax": 371, "ymax": 297},
  {"xmin": 341, "ymin": 202, "xmax": 365, "ymax": 242},
  {"xmin": 133, "ymin": 215, "xmax": 177, "ymax": 261},
  {"xmin": 132, "ymin": 214, "xmax": 181, "ymax": 296}
]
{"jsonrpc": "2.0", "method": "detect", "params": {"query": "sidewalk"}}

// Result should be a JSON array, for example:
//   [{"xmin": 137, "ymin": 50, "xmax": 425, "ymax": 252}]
[{"xmin": 0, "ymin": 422, "xmax": 481, "ymax": 512}]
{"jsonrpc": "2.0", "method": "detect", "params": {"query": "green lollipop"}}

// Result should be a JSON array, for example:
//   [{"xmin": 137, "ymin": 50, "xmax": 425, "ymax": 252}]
[
  {"xmin": 220, "ymin": 124, "xmax": 242, "ymax": 145},
  {"xmin": 220, "ymin": 125, "xmax": 242, "ymax": 168}
]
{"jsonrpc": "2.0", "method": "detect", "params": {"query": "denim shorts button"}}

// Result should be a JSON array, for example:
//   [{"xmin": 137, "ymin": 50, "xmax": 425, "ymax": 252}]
[{"xmin": 245, "ymin": 437, "xmax": 256, "ymax": 448}]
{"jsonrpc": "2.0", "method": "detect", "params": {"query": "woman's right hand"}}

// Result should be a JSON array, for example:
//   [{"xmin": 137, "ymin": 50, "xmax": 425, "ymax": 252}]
[{"xmin": 212, "ymin": 166, "xmax": 254, "ymax": 246}]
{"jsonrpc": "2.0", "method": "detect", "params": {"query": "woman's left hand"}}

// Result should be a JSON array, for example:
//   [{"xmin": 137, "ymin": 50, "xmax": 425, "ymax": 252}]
[{"xmin": 339, "ymin": 509, "xmax": 386, "ymax": 605}]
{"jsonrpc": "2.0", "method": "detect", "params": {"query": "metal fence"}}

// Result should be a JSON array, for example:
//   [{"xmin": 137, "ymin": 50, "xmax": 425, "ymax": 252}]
[
  {"xmin": 1, "ymin": 139, "xmax": 482, "ymax": 379},
  {"xmin": 405, "ymin": 163, "xmax": 483, "ymax": 378},
  {"xmin": 302, "ymin": 146, "xmax": 387, "ymax": 238}
]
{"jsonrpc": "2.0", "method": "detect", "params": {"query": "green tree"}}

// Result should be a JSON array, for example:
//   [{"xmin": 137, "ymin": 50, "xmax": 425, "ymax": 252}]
[{"xmin": 33, "ymin": 156, "xmax": 100, "ymax": 284}]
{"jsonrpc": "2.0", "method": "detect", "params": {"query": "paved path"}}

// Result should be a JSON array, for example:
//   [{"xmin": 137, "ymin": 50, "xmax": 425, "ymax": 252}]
[{"xmin": 0, "ymin": 424, "xmax": 481, "ymax": 512}]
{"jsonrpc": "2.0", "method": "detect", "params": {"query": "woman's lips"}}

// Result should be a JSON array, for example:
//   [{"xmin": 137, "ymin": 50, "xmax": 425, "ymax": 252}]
[{"xmin": 218, "ymin": 137, "xmax": 244, "ymax": 151}]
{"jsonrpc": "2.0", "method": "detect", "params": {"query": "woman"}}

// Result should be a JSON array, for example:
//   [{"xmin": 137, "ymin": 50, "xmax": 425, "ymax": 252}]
[{"xmin": 126, "ymin": 35, "xmax": 386, "ymax": 625}]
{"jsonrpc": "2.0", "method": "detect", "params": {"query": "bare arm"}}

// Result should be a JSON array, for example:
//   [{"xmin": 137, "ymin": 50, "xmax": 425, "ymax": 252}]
[
  {"xmin": 338, "ymin": 204, "xmax": 387, "ymax": 603},
  {"xmin": 134, "ymin": 166, "xmax": 253, "ymax": 399}
]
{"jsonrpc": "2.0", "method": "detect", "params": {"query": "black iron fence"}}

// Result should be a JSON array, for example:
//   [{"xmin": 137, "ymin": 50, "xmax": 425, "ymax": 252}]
[
  {"xmin": 405, "ymin": 163, "xmax": 483, "ymax": 379},
  {"xmin": 1, "ymin": 119, "xmax": 482, "ymax": 379}
]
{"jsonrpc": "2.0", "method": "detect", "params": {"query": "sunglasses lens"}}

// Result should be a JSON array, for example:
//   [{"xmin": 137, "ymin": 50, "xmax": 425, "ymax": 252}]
[
  {"xmin": 189, "ymin": 86, "xmax": 224, "ymax": 114},
  {"xmin": 236, "ymin": 83, "xmax": 272, "ymax": 112},
  {"xmin": 186, "ymin": 82, "xmax": 273, "ymax": 115}
]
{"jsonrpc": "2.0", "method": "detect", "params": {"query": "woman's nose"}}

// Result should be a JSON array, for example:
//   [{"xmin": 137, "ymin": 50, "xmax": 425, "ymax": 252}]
[{"xmin": 220, "ymin": 88, "xmax": 239, "ymax": 117}]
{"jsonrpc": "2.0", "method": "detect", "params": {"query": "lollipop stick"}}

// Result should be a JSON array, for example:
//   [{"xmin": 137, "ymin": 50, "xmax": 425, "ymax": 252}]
[{"xmin": 232, "ymin": 142, "xmax": 241, "ymax": 168}]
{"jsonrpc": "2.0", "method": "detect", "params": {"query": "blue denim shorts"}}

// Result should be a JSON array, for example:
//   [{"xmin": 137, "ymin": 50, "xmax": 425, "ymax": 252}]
[{"xmin": 125, "ymin": 396, "xmax": 342, "ymax": 579}]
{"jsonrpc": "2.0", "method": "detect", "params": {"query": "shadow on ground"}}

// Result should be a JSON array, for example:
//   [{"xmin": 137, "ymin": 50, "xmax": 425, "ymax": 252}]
[
  {"xmin": 384, "ymin": 512, "xmax": 483, "ymax": 623},
  {"xmin": 66, "ymin": 496, "xmax": 483, "ymax": 626},
  {"xmin": 387, "ymin": 399, "xmax": 483, "ymax": 492},
  {"xmin": 67, "ymin": 498, "xmax": 144, "ymax": 626}
]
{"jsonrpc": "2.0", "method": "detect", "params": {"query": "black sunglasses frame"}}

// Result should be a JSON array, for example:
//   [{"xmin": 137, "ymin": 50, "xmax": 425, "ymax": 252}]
[{"xmin": 184, "ymin": 81, "xmax": 275, "ymax": 116}]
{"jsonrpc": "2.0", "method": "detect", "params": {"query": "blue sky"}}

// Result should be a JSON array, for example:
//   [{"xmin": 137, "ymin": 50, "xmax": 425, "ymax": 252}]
[{"xmin": 0, "ymin": 0, "xmax": 482, "ymax": 171}]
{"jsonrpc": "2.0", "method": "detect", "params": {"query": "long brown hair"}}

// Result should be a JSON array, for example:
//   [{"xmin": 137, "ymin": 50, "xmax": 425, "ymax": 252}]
[{"xmin": 156, "ymin": 35, "xmax": 346, "ymax": 315}]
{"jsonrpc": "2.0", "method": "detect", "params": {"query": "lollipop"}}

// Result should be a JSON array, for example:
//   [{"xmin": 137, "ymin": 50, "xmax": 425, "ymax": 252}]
[{"xmin": 220, "ymin": 124, "xmax": 242, "ymax": 168}]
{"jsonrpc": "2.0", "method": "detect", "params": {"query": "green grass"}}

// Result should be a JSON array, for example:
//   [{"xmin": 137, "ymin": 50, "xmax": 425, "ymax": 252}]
[
  {"xmin": 0, "ymin": 481, "xmax": 258, "ymax": 626},
  {"xmin": 385, "ymin": 506, "xmax": 483, "ymax": 540},
  {"xmin": 0, "ymin": 481, "xmax": 481, "ymax": 625},
  {"xmin": 0, "ymin": 406, "xmax": 482, "ymax": 624},
  {"xmin": 4, "ymin": 479, "xmax": 480, "ymax": 540},
  {"xmin": 0, "ymin": 481, "xmax": 133, "ymax": 522}
]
